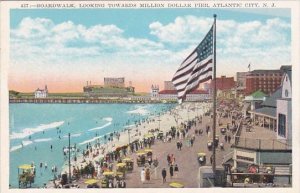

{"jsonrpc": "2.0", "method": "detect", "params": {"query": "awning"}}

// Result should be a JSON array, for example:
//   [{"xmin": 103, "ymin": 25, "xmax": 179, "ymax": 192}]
[{"xmin": 249, "ymin": 107, "xmax": 276, "ymax": 119}]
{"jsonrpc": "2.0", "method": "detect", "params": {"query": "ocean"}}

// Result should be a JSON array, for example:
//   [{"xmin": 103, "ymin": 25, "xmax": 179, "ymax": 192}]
[{"xmin": 9, "ymin": 103, "xmax": 175, "ymax": 188}]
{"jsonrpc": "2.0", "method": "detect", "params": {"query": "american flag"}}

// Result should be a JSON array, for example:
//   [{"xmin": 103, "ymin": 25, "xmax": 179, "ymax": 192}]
[{"xmin": 172, "ymin": 25, "xmax": 214, "ymax": 102}]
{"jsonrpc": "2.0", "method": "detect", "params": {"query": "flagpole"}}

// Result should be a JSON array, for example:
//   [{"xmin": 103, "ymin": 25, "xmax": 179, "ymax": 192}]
[{"xmin": 212, "ymin": 14, "xmax": 217, "ymax": 177}]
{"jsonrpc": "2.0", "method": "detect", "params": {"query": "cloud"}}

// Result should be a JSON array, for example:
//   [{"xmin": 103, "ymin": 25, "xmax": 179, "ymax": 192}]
[
  {"xmin": 11, "ymin": 17, "xmax": 166, "ymax": 61},
  {"xmin": 10, "ymin": 15, "xmax": 291, "ymax": 91},
  {"xmin": 149, "ymin": 16, "xmax": 291, "ymax": 72}
]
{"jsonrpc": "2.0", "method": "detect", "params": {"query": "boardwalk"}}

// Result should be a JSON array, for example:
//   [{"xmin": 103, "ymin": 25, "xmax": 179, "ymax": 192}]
[{"xmin": 100, "ymin": 113, "xmax": 232, "ymax": 188}]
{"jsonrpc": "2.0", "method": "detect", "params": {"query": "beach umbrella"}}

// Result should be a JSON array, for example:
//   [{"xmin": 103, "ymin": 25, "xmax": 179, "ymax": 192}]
[
  {"xmin": 136, "ymin": 150, "xmax": 146, "ymax": 154},
  {"xmin": 84, "ymin": 179, "xmax": 99, "ymax": 185},
  {"xmin": 18, "ymin": 164, "xmax": 33, "ymax": 170},
  {"xmin": 144, "ymin": 133, "xmax": 154, "ymax": 138},
  {"xmin": 103, "ymin": 171, "xmax": 114, "ymax": 176},
  {"xmin": 116, "ymin": 172, "xmax": 123, "ymax": 177},
  {"xmin": 169, "ymin": 182, "xmax": 184, "ymax": 188},
  {"xmin": 116, "ymin": 163, "xmax": 126, "ymax": 167}
]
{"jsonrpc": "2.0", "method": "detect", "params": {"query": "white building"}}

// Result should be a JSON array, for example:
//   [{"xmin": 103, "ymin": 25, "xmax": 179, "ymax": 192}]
[
  {"xmin": 35, "ymin": 85, "xmax": 48, "ymax": 98},
  {"xmin": 150, "ymin": 85, "xmax": 159, "ymax": 98},
  {"xmin": 158, "ymin": 90, "xmax": 209, "ymax": 101},
  {"xmin": 277, "ymin": 70, "xmax": 292, "ymax": 144}
]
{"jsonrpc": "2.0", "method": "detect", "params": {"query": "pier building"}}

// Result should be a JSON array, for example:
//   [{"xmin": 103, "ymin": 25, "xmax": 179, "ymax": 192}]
[{"xmin": 34, "ymin": 85, "xmax": 48, "ymax": 98}]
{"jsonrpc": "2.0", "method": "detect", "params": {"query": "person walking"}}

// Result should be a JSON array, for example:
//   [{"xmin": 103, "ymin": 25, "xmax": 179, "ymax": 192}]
[
  {"xmin": 141, "ymin": 168, "xmax": 146, "ymax": 184},
  {"xmin": 169, "ymin": 165, "xmax": 174, "ymax": 179},
  {"xmin": 108, "ymin": 179, "xmax": 114, "ymax": 188},
  {"xmin": 199, "ymin": 129, "xmax": 203, "ymax": 135},
  {"xmin": 162, "ymin": 168, "xmax": 167, "ymax": 183},
  {"xmin": 167, "ymin": 154, "xmax": 171, "ymax": 165},
  {"xmin": 146, "ymin": 168, "xmax": 151, "ymax": 181},
  {"xmin": 174, "ymin": 164, "xmax": 179, "ymax": 178},
  {"xmin": 171, "ymin": 154, "xmax": 175, "ymax": 165},
  {"xmin": 120, "ymin": 179, "xmax": 126, "ymax": 188}
]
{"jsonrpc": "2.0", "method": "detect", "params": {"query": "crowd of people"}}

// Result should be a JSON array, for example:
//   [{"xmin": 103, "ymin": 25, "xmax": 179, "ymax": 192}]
[{"xmin": 48, "ymin": 102, "xmax": 224, "ymax": 188}]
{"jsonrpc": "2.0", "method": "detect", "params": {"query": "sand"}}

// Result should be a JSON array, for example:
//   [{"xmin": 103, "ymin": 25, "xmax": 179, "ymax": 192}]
[{"xmin": 58, "ymin": 102, "xmax": 212, "ymax": 173}]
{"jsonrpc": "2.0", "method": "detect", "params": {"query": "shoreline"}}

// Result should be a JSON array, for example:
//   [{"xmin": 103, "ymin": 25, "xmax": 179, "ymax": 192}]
[{"xmin": 53, "ymin": 102, "xmax": 211, "ymax": 187}]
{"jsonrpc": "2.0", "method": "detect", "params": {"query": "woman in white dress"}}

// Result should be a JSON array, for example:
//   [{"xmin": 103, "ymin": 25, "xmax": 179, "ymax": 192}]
[
  {"xmin": 141, "ymin": 168, "xmax": 146, "ymax": 184},
  {"xmin": 97, "ymin": 165, "xmax": 101, "ymax": 179}
]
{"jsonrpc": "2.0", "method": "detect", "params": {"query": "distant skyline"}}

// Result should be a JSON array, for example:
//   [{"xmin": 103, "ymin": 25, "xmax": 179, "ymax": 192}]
[{"xmin": 9, "ymin": 8, "xmax": 291, "ymax": 93}]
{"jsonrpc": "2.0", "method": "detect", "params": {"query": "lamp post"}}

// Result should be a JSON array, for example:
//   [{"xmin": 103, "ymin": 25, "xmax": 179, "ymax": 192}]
[
  {"xmin": 68, "ymin": 133, "xmax": 71, "ymax": 184},
  {"xmin": 62, "ymin": 133, "xmax": 75, "ymax": 184},
  {"xmin": 158, "ymin": 113, "xmax": 161, "ymax": 130},
  {"xmin": 127, "ymin": 128, "xmax": 131, "ymax": 144}
]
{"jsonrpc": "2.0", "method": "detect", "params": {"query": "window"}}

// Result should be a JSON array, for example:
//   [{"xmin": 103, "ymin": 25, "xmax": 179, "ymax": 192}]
[
  {"xmin": 278, "ymin": 114, "xmax": 286, "ymax": 138},
  {"xmin": 285, "ymin": 90, "xmax": 289, "ymax": 97}
]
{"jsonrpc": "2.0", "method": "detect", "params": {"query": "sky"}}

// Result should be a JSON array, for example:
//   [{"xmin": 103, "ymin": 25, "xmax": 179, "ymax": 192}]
[{"xmin": 9, "ymin": 8, "xmax": 291, "ymax": 93}]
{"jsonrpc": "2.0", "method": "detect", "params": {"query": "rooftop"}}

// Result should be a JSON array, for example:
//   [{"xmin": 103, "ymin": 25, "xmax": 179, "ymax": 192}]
[
  {"xmin": 262, "ymin": 87, "xmax": 282, "ymax": 108},
  {"xmin": 244, "ymin": 90, "xmax": 267, "ymax": 101}
]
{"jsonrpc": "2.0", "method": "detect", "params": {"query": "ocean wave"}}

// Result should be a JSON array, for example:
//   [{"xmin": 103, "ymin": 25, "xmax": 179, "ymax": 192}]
[
  {"xmin": 103, "ymin": 117, "xmax": 113, "ymax": 122},
  {"xmin": 124, "ymin": 124, "xmax": 135, "ymax": 128},
  {"xmin": 63, "ymin": 133, "xmax": 82, "ymax": 138},
  {"xmin": 10, "ymin": 140, "xmax": 33, "ymax": 152},
  {"xmin": 88, "ymin": 117, "xmax": 113, "ymax": 131},
  {"xmin": 126, "ymin": 105, "xmax": 149, "ymax": 115},
  {"xmin": 34, "ymin": 138, "xmax": 52, "ymax": 143},
  {"xmin": 10, "ymin": 121, "xmax": 64, "ymax": 140},
  {"xmin": 79, "ymin": 136, "xmax": 103, "ymax": 146}
]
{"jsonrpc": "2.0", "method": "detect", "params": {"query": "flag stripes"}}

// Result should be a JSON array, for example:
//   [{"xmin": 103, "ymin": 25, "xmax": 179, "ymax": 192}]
[{"xmin": 172, "ymin": 25, "xmax": 214, "ymax": 101}]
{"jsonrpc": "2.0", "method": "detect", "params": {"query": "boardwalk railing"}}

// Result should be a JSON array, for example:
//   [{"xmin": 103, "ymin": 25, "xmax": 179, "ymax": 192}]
[
  {"xmin": 222, "ymin": 151, "xmax": 234, "ymax": 164},
  {"xmin": 233, "ymin": 121, "xmax": 242, "ymax": 144}
]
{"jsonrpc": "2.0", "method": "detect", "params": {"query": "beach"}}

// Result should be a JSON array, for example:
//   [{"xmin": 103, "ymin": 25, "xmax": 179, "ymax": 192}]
[
  {"xmin": 59, "ymin": 102, "xmax": 211, "ymax": 172},
  {"xmin": 44, "ymin": 101, "xmax": 237, "ymax": 188},
  {"xmin": 41, "ymin": 100, "xmax": 237, "ymax": 188},
  {"xmin": 9, "ymin": 103, "xmax": 174, "ymax": 187}
]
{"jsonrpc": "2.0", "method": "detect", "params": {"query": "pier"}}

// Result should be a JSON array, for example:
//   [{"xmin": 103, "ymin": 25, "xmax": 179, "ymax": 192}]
[{"xmin": 9, "ymin": 98, "xmax": 176, "ymax": 104}]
